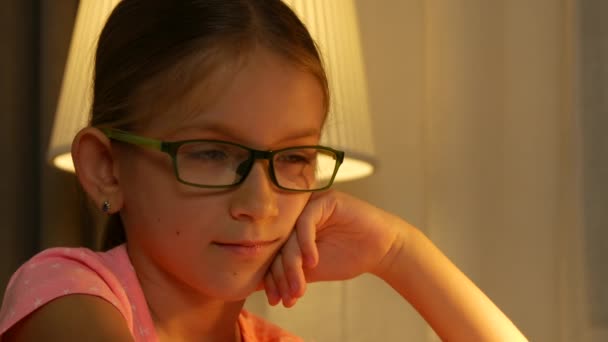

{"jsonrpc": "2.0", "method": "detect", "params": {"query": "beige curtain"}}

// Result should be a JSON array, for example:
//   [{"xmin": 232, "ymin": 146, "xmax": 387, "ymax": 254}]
[
  {"xmin": 246, "ymin": 1, "xmax": 588, "ymax": 341},
  {"xmin": 0, "ymin": 0, "xmax": 86, "ymax": 298},
  {"xmin": 579, "ymin": 1, "xmax": 608, "ymax": 341}
]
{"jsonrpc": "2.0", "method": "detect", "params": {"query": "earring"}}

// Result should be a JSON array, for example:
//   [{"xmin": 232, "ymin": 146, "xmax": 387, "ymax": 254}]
[{"xmin": 102, "ymin": 200, "xmax": 111, "ymax": 214}]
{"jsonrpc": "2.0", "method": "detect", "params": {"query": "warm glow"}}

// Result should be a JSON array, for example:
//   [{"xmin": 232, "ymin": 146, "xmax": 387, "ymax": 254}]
[
  {"xmin": 335, "ymin": 157, "xmax": 375, "ymax": 182},
  {"xmin": 52, "ymin": 153, "xmax": 76, "ymax": 173},
  {"xmin": 48, "ymin": 0, "xmax": 376, "ymax": 183},
  {"xmin": 50, "ymin": 154, "xmax": 375, "ymax": 183}
]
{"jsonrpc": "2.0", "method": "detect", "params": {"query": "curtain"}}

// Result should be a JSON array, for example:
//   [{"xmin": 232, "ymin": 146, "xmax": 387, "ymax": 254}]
[
  {"xmin": 247, "ymin": 1, "xmax": 587, "ymax": 341},
  {"xmin": 0, "ymin": 0, "xmax": 89, "ymax": 299},
  {"xmin": 0, "ymin": 0, "xmax": 42, "ymax": 297},
  {"xmin": 580, "ymin": 0, "xmax": 608, "ymax": 340}
]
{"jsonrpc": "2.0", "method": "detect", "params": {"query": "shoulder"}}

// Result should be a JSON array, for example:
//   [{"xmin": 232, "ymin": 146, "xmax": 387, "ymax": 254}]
[
  {"xmin": 0, "ymin": 246, "xmax": 134, "ymax": 339},
  {"xmin": 2, "ymin": 294, "xmax": 134, "ymax": 341},
  {"xmin": 239, "ymin": 310, "xmax": 303, "ymax": 342},
  {"xmin": 2, "ymin": 246, "xmax": 119, "ymax": 290}
]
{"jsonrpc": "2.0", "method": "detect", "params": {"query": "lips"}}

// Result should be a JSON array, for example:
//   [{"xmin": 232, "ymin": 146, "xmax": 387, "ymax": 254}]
[
  {"xmin": 215, "ymin": 239, "xmax": 277, "ymax": 247},
  {"xmin": 213, "ymin": 239, "xmax": 278, "ymax": 257}
]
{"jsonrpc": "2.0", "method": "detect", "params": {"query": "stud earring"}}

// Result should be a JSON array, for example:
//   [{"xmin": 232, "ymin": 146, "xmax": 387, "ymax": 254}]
[{"xmin": 102, "ymin": 200, "xmax": 111, "ymax": 214}]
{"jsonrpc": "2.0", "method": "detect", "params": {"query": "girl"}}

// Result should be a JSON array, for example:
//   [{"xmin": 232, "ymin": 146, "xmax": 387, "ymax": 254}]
[{"xmin": 0, "ymin": 0, "xmax": 527, "ymax": 341}]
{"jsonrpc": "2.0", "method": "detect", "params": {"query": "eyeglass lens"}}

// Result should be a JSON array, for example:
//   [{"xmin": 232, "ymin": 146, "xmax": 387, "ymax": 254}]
[{"xmin": 175, "ymin": 141, "xmax": 338, "ymax": 190}]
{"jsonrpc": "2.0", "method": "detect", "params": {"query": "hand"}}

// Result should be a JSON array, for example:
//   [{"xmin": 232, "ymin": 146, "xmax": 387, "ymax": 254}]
[
  {"xmin": 262, "ymin": 190, "xmax": 406, "ymax": 307},
  {"xmin": 260, "ymin": 191, "xmax": 528, "ymax": 341}
]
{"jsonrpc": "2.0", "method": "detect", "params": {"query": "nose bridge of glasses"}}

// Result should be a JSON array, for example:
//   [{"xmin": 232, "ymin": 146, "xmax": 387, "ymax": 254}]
[
  {"xmin": 250, "ymin": 149, "xmax": 273, "ymax": 161},
  {"xmin": 236, "ymin": 149, "xmax": 273, "ymax": 177}
]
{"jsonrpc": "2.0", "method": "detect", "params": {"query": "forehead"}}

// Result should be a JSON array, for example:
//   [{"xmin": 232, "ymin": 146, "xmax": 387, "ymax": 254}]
[{"xmin": 139, "ymin": 48, "xmax": 326, "ymax": 148}]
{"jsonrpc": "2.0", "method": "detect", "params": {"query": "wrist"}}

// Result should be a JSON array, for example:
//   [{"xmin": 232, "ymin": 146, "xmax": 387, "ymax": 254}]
[{"xmin": 370, "ymin": 216, "xmax": 415, "ymax": 281}]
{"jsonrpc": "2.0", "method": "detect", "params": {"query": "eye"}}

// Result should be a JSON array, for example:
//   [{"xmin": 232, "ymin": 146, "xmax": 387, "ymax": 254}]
[
  {"xmin": 179, "ymin": 142, "xmax": 235, "ymax": 163},
  {"xmin": 276, "ymin": 151, "xmax": 315, "ymax": 164},
  {"xmin": 188, "ymin": 149, "xmax": 228, "ymax": 161}
]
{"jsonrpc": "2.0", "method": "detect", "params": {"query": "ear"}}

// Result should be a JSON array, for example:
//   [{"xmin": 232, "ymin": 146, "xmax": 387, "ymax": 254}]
[{"xmin": 71, "ymin": 127, "xmax": 124, "ymax": 214}]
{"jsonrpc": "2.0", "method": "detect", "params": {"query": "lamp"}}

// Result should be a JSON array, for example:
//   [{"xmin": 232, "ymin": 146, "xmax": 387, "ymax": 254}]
[{"xmin": 48, "ymin": 0, "xmax": 375, "ymax": 182}]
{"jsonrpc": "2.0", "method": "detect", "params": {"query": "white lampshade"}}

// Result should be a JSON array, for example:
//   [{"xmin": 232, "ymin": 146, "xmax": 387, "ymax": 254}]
[{"xmin": 48, "ymin": 0, "xmax": 375, "ymax": 182}]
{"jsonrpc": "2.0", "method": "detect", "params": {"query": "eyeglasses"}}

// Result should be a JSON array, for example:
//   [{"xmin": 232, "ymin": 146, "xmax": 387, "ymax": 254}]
[{"xmin": 102, "ymin": 128, "xmax": 344, "ymax": 192}]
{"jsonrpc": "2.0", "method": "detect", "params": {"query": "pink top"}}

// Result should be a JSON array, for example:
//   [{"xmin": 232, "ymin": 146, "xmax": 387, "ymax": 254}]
[{"xmin": 0, "ymin": 245, "xmax": 302, "ymax": 341}]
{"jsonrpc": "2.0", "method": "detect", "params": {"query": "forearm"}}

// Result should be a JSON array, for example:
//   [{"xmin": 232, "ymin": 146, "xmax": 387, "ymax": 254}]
[{"xmin": 374, "ymin": 220, "xmax": 527, "ymax": 341}]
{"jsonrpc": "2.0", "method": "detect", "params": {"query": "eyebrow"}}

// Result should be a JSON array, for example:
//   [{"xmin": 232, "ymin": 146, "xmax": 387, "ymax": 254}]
[{"xmin": 167, "ymin": 122, "xmax": 321, "ymax": 145}]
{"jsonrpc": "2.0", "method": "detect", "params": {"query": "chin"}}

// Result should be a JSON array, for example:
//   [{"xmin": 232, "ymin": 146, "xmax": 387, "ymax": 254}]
[
  {"xmin": 204, "ymin": 272, "xmax": 263, "ymax": 302},
  {"xmin": 212, "ymin": 284, "xmax": 257, "ymax": 302}
]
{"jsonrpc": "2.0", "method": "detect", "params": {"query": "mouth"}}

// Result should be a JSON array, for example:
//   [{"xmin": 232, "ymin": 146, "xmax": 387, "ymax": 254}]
[{"xmin": 213, "ymin": 239, "xmax": 279, "ymax": 257}]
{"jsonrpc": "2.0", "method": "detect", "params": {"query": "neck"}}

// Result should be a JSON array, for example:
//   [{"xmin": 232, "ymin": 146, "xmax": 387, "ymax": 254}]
[
  {"xmin": 150, "ymin": 293, "xmax": 244, "ymax": 342},
  {"xmin": 127, "ymin": 246, "xmax": 246, "ymax": 342}
]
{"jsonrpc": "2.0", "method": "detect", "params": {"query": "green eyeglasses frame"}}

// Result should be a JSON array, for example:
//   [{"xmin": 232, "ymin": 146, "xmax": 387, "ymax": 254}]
[{"xmin": 101, "ymin": 128, "xmax": 345, "ymax": 192}]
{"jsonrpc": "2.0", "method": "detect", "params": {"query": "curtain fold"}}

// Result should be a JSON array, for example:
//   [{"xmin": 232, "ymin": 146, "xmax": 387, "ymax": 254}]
[
  {"xmin": 0, "ymin": 0, "xmax": 42, "ymax": 298},
  {"xmin": 248, "ymin": 1, "xmax": 586, "ymax": 341},
  {"xmin": 0, "ymin": 0, "xmax": 85, "ymax": 300},
  {"xmin": 579, "ymin": 0, "xmax": 608, "ymax": 340}
]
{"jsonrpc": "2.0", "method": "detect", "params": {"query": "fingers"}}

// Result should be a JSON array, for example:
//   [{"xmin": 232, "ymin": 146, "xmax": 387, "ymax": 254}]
[
  {"xmin": 264, "ymin": 233, "xmax": 307, "ymax": 307},
  {"xmin": 262, "ymin": 192, "xmax": 336, "ymax": 307},
  {"xmin": 295, "ymin": 214, "xmax": 319, "ymax": 269},
  {"xmin": 295, "ymin": 193, "xmax": 330, "ymax": 268},
  {"xmin": 282, "ymin": 232, "xmax": 307, "ymax": 298},
  {"xmin": 270, "ymin": 254, "xmax": 295, "ymax": 307},
  {"xmin": 267, "ymin": 254, "xmax": 293, "ymax": 307},
  {"xmin": 263, "ymin": 272, "xmax": 280, "ymax": 306}
]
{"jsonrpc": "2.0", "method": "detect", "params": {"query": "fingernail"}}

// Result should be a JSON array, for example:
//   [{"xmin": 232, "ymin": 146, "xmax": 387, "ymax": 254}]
[
  {"xmin": 305, "ymin": 255, "xmax": 316, "ymax": 268},
  {"xmin": 283, "ymin": 296, "xmax": 295, "ymax": 308},
  {"xmin": 289, "ymin": 279, "xmax": 299, "ymax": 296},
  {"xmin": 268, "ymin": 290, "xmax": 279, "ymax": 305},
  {"xmin": 271, "ymin": 295, "xmax": 280, "ymax": 306},
  {"xmin": 282, "ymin": 294, "xmax": 291, "ymax": 307}
]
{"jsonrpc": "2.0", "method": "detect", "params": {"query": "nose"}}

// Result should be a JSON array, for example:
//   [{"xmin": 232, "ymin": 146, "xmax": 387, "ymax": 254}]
[{"xmin": 229, "ymin": 161, "xmax": 279, "ymax": 222}]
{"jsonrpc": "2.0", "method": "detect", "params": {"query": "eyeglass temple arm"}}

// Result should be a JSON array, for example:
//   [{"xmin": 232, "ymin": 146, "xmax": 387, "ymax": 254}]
[{"xmin": 101, "ymin": 128, "xmax": 163, "ymax": 151}]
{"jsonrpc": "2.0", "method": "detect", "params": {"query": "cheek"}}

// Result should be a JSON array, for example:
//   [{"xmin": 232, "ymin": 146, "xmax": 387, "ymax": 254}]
[
  {"xmin": 118, "ymin": 149, "xmax": 174, "ymax": 201},
  {"xmin": 118, "ymin": 158, "xmax": 209, "ymax": 234},
  {"xmin": 277, "ymin": 194, "xmax": 311, "ymax": 225},
  {"xmin": 130, "ymin": 192, "xmax": 225, "ymax": 228}
]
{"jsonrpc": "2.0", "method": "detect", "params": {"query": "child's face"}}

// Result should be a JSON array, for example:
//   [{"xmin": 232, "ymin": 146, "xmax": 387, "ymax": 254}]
[{"xmin": 116, "ymin": 48, "xmax": 325, "ymax": 301}]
